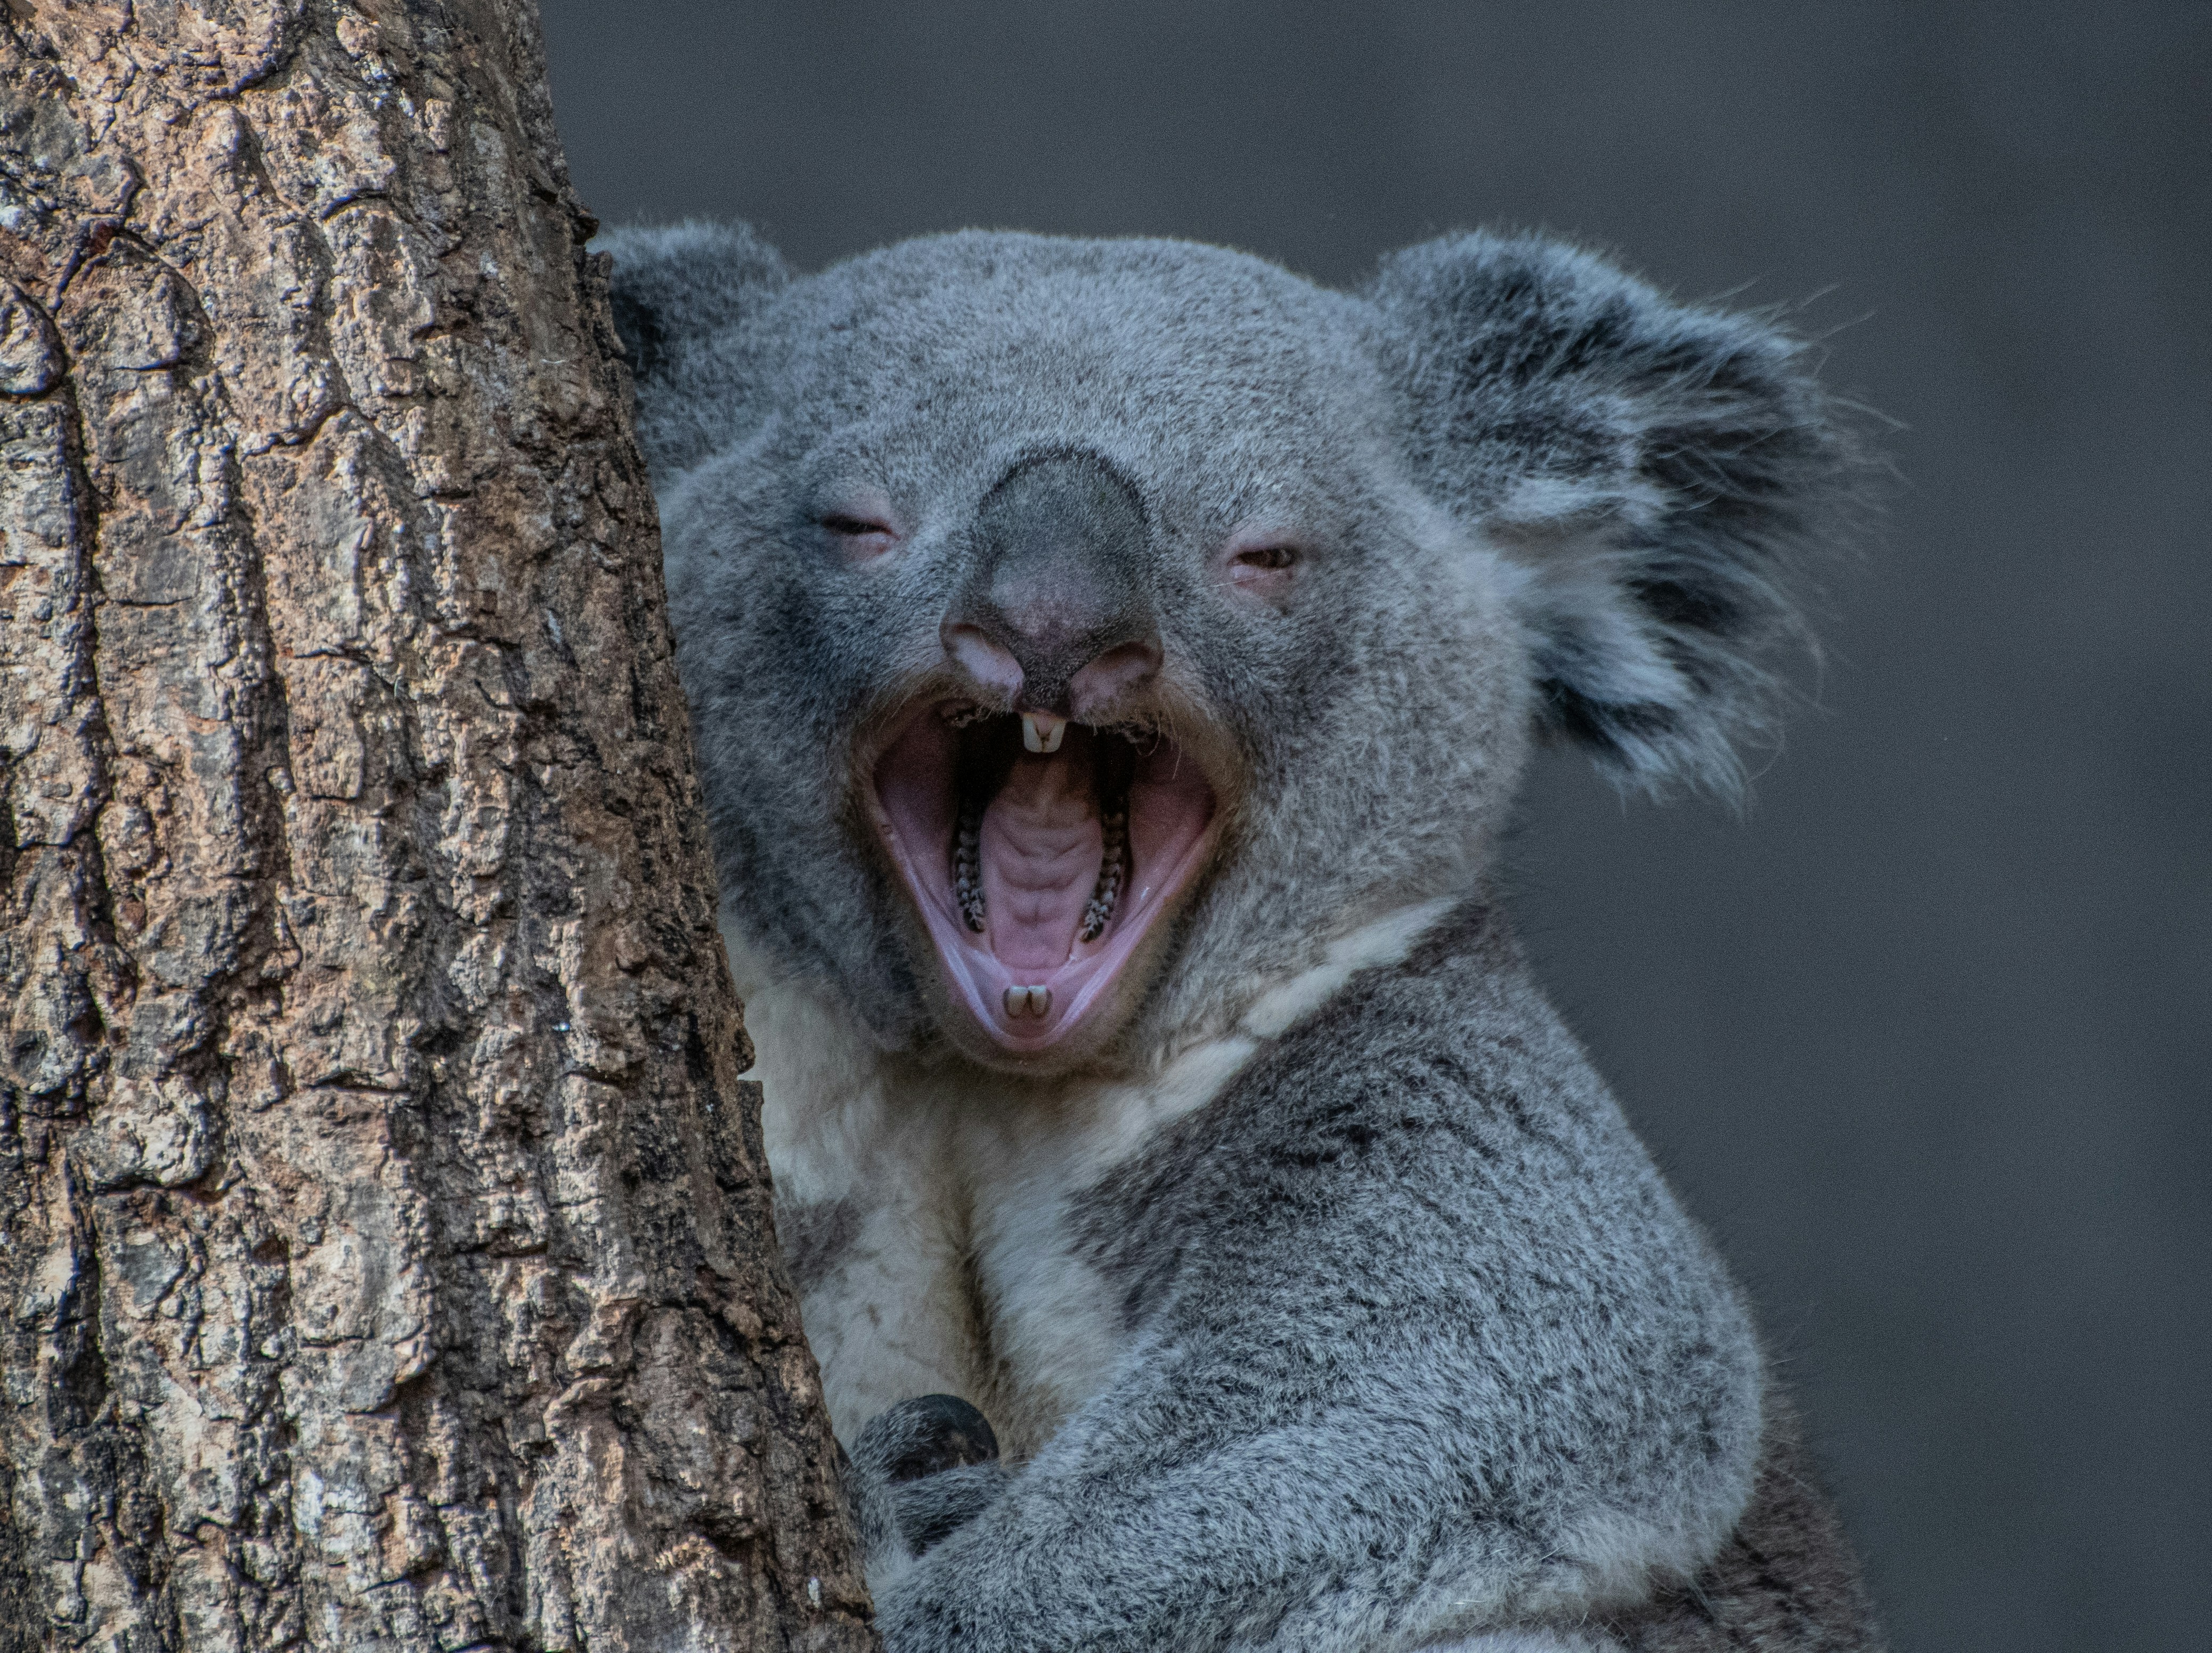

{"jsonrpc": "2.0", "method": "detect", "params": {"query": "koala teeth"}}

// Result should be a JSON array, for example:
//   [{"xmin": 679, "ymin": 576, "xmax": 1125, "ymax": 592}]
[
  {"xmin": 1002, "ymin": 984, "xmax": 1052, "ymax": 1019},
  {"xmin": 1080, "ymin": 806, "xmax": 1128, "ymax": 943},
  {"xmin": 954, "ymin": 797, "xmax": 986, "ymax": 931},
  {"xmin": 1021, "ymin": 712, "xmax": 1067, "ymax": 754}
]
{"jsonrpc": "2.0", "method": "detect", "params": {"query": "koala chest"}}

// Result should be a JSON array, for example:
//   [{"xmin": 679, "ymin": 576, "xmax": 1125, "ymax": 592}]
[
  {"xmin": 756, "ymin": 1008, "xmax": 1261, "ymax": 1457},
  {"xmin": 770, "ymin": 1105, "xmax": 1134, "ymax": 1457},
  {"xmin": 741, "ymin": 901, "xmax": 1452, "ymax": 1457}
]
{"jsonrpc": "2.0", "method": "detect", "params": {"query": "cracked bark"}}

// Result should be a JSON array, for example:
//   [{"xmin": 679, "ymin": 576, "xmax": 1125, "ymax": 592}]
[{"xmin": 0, "ymin": 3, "xmax": 873, "ymax": 1649}]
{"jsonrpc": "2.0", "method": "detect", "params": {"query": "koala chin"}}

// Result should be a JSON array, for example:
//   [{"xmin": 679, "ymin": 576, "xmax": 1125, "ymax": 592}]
[{"xmin": 605, "ymin": 221, "xmax": 1884, "ymax": 1651}]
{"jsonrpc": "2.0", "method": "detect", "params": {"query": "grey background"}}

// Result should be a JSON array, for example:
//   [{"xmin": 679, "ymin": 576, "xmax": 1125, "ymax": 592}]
[{"xmin": 533, "ymin": 4, "xmax": 2210, "ymax": 1649}]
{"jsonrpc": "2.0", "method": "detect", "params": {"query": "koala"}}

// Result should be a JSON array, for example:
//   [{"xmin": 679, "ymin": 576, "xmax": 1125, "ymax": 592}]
[{"xmin": 600, "ymin": 220, "xmax": 1883, "ymax": 1652}]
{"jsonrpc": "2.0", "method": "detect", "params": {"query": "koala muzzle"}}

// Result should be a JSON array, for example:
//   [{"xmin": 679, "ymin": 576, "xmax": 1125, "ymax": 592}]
[
  {"xmin": 874, "ymin": 452, "xmax": 1218, "ymax": 1061},
  {"xmin": 944, "ymin": 452, "xmax": 1161, "ymax": 721}
]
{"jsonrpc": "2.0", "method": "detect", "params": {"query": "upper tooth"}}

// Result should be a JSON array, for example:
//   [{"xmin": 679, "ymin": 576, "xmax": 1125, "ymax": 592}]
[{"xmin": 1021, "ymin": 712, "xmax": 1067, "ymax": 754}]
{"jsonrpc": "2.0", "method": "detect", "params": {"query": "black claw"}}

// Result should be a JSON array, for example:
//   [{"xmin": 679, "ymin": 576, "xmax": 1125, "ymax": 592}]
[{"xmin": 874, "ymin": 1393, "xmax": 1001, "ymax": 1483}]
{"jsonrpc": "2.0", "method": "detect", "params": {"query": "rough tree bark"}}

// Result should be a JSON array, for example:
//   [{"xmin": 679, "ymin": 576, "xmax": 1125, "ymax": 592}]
[{"xmin": 0, "ymin": 3, "xmax": 872, "ymax": 1649}]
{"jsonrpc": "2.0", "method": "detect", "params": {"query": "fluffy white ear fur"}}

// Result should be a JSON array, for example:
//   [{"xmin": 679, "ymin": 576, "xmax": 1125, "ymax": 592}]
[
  {"xmin": 1500, "ymin": 514, "xmax": 1786, "ymax": 798},
  {"xmin": 1370, "ymin": 231, "xmax": 1865, "ymax": 800}
]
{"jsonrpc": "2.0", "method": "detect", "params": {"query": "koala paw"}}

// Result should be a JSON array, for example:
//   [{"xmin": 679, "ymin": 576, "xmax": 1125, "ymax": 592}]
[
  {"xmin": 856, "ymin": 1392, "xmax": 1001, "ymax": 1482},
  {"xmin": 845, "ymin": 1395, "xmax": 1007, "ymax": 1569}
]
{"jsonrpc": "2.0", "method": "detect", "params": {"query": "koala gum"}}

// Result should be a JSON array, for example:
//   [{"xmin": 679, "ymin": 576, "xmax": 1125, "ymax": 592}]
[{"xmin": 874, "ymin": 702, "xmax": 1214, "ymax": 1053}]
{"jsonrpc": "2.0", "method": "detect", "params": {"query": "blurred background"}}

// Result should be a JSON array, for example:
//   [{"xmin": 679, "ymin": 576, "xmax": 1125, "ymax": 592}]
[{"xmin": 534, "ymin": 4, "xmax": 2210, "ymax": 1648}]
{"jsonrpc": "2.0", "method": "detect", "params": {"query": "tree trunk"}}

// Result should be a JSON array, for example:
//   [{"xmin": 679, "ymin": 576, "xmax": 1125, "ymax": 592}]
[{"xmin": 0, "ymin": 3, "xmax": 872, "ymax": 1649}]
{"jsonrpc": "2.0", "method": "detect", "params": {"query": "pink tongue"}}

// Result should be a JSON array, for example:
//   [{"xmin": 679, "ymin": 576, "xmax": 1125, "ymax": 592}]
[{"xmin": 978, "ymin": 749, "xmax": 1102, "ymax": 972}]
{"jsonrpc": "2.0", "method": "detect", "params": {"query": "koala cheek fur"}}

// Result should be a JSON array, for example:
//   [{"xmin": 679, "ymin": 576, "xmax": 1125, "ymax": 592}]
[{"xmin": 603, "ymin": 220, "xmax": 1882, "ymax": 1650}]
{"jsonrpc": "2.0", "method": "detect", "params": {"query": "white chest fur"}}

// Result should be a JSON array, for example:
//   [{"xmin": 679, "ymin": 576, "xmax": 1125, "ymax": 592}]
[{"xmin": 730, "ymin": 898, "xmax": 1452, "ymax": 1455}]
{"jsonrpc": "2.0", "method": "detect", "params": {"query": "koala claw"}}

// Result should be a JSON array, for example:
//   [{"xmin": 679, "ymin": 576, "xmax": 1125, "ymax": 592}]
[
  {"xmin": 858, "ymin": 1393, "xmax": 1001, "ymax": 1482},
  {"xmin": 846, "ymin": 1396, "xmax": 1008, "ymax": 1571}
]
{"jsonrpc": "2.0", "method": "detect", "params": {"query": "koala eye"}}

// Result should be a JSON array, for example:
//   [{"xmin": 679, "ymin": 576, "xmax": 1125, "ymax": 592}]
[
  {"xmin": 818, "ymin": 513, "xmax": 900, "ymax": 561},
  {"xmin": 1224, "ymin": 540, "xmax": 1299, "ymax": 602}
]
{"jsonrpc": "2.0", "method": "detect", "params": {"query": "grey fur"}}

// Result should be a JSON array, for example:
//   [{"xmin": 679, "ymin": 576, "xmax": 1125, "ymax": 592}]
[
  {"xmin": 874, "ymin": 904, "xmax": 1764, "ymax": 1648},
  {"xmin": 1366, "ymin": 235, "xmax": 1860, "ymax": 797},
  {"xmin": 849, "ymin": 1395, "xmax": 1010, "ymax": 1562},
  {"xmin": 775, "ymin": 1194, "xmax": 861, "ymax": 1295},
  {"xmin": 604, "ymin": 220, "xmax": 790, "ymax": 474},
  {"xmin": 600, "ymin": 219, "xmax": 1880, "ymax": 1649}
]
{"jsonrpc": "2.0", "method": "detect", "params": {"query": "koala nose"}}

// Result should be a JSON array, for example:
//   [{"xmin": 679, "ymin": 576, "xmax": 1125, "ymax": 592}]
[{"xmin": 943, "ymin": 453, "xmax": 1161, "ymax": 720}]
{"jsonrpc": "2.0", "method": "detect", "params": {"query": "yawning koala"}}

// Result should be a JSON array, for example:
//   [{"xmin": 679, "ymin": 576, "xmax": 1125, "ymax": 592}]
[{"xmin": 603, "ymin": 220, "xmax": 1881, "ymax": 1652}]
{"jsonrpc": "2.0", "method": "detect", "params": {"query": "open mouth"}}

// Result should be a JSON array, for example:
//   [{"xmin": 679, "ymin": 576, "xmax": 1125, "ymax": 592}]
[{"xmin": 869, "ymin": 702, "xmax": 1218, "ymax": 1056}]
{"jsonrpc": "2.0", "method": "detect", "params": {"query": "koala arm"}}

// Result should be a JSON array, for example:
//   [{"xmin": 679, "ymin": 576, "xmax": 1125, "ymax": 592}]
[
  {"xmin": 847, "ymin": 1394, "xmax": 1012, "ymax": 1584},
  {"xmin": 872, "ymin": 1401, "xmax": 1881, "ymax": 1653},
  {"xmin": 873, "ymin": 915, "xmax": 1770, "ymax": 1653},
  {"xmin": 875, "ymin": 1308, "xmax": 1751, "ymax": 1653}
]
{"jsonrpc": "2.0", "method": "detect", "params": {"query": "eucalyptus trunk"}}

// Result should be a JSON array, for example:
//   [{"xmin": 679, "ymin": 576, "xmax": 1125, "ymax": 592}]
[{"xmin": 0, "ymin": 3, "xmax": 869, "ymax": 1648}]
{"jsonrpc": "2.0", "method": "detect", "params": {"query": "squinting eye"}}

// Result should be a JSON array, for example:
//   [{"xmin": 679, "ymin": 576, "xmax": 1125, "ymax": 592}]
[
  {"xmin": 1228, "ymin": 544, "xmax": 1298, "ymax": 592},
  {"xmin": 820, "ymin": 514, "xmax": 893, "ymax": 538},
  {"xmin": 819, "ymin": 513, "xmax": 900, "ymax": 561}
]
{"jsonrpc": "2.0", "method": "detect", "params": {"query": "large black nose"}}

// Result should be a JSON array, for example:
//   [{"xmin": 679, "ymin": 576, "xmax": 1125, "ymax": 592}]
[{"xmin": 942, "ymin": 453, "xmax": 1161, "ymax": 719}]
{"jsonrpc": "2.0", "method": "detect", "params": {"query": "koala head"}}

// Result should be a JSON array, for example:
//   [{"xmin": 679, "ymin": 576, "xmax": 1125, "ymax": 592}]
[{"xmin": 602, "ymin": 222, "xmax": 1859, "ymax": 1075}]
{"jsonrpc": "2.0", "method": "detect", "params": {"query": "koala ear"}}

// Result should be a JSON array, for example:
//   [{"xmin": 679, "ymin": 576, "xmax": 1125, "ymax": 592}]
[
  {"xmin": 595, "ymin": 219, "xmax": 791, "ymax": 475},
  {"xmin": 1367, "ymin": 232, "xmax": 1866, "ymax": 799}
]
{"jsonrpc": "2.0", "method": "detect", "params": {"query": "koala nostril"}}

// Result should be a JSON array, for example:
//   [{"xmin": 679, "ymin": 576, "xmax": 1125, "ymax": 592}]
[
  {"xmin": 942, "ymin": 622, "xmax": 1024, "ymax": 702},
  {"xmin": 1068, "ymin": 640, "xmax": 1162, "ymax": 723}
]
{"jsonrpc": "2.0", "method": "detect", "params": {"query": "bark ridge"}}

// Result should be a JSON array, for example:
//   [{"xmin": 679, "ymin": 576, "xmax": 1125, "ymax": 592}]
[{"xmin": 0, "ymin": 2, "xmax": 871, "ymax": 1648}]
